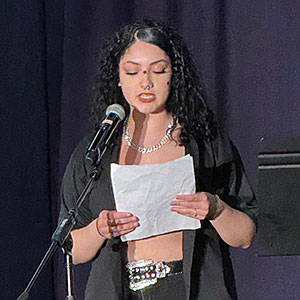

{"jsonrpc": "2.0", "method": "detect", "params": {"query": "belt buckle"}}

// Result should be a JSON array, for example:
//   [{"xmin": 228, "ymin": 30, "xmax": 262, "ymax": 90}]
[
  {"xmin": 127, "ymin": 260, "xmax": 158, "ymax": 291},
  {"xmin": 127, "ymin": 260, "xmax": 173, "ymax": 291}
]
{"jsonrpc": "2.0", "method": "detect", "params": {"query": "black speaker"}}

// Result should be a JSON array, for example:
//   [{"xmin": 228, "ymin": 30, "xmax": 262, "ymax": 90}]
[{"xmin": 257, "ymin": 137, "xmax": 300, "ymax": 256}]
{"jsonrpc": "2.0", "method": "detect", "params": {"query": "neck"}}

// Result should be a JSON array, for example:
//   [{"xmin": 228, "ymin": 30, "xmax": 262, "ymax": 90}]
[
  {"xmin": 128, "ymin": 108, "xmax": 172, "ymax": 132},
  {"xmin": 125, "ymin": 108, "xmax": 173, "ymax": 147}
]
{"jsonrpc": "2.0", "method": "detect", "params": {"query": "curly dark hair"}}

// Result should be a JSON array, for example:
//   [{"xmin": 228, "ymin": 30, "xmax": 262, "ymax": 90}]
[{"xmin": 91, "ymin": 20, "xmax": 216, "ymax": 144}]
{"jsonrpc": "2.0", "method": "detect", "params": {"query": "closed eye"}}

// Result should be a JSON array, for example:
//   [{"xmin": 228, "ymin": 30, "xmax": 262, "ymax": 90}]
[
  {"xmin": 125, "ymin": 71, "xmax": 138, "ymax": 75},
  {"xmin": 153, "ymin": 70, "xmax": 167, "ymax": 74}
]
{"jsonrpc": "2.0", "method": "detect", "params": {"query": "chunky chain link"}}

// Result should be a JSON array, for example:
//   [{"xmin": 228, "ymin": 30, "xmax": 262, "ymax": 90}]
[{"xmin": 122, "ymin": 119, "xmax": 173, "ymax": 154}]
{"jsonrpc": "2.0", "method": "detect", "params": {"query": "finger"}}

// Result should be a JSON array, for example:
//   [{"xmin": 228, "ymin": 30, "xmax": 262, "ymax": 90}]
[
  {"xmin": 98, "ymin": 210, "xmax": 139, "ymax": 238},
  {"xmin": 97, "ymin": 211, "xmax": 116, "ymax": 238},
  {"xmin": 170, "ymin": 200, "xmax": 209, "ymax": 213},
  {"xmin": 112, "ymin": 222, "xmax": 140, "ymax": 237},
  {"xmin": 170, "ymin": 200, "xmax": 209, "ymax": 209},
  {"xmin": 111, "ymin": 221, "xmax": 139, "ymax": 232},
  {"xmin": 171, "ymin": 207, "xmax": 206, "ymax": 220},
  {"xmin": 105, "ymin": 210, "xmax": 137, "ymax": 225},
  {"xmin": 107, "ymin": 210, "xmax": 133, "ymax": 220},
  {"xmin": 176, "ymin": 192, "xmax": 207, "ymax": 201},
  {"xmin": 175, "ymin": 194, "xmax": 198, "ymax": 201},
  {"xmin": 108, "ymin": 216, "xmax": 139, "ymax": 226},
  {"xmin": 99, "ymin": 226, "xmax": 113, "ymax": 239},
  {"xmin": 118, "ymin": 227, "xmax": 136, "ymax": 237},
  {"xmin": 171, "ymin": 207, "xmax": 196, "ymax": 217}
]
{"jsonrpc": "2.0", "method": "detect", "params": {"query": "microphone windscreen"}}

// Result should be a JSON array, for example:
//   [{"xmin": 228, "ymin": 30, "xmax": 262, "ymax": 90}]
[{"xmin": 106, "ymin": 104, "xmax": 125, "ymax": 121}]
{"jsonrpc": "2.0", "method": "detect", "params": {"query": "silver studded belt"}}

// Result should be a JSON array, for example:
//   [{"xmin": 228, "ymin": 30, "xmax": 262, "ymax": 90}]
[{"xmin": 127, "ymin": 259, "xmax": 183, "ymax": 291}]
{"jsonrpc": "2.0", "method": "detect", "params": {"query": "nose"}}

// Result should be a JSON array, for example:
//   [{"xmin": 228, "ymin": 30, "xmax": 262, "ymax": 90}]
[{"xmin": 140, "ymin": 72, "xmax": 154, "ymax": 90}]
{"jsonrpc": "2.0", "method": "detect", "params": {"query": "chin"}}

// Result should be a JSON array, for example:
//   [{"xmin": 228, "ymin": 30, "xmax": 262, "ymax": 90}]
[{"xmin": 132, "ymin": 103, "xmax": 166, "ymax": 115}]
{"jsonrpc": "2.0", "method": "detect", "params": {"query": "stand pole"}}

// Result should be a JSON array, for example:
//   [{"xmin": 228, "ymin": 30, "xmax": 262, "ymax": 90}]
[
  {"xmin": 65, "ymin": 253, "xmax": 74, "ymax": 300},
  {"xmin": 16, "ymin": 169, "xmax": 99, "ymax": 300},
  {"xmin": 63, "ymin": 235, "xmax": 75, "ymax": 300}
]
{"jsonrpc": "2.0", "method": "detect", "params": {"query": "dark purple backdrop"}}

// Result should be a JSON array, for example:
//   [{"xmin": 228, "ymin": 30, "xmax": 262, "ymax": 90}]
[{"xmin": 1, "ymin": 1, "xmax": 300, "ymax": 300}]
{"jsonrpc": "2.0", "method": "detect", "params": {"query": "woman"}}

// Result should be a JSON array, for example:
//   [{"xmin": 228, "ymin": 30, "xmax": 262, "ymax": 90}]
[{"xmin": 60, "ymin": 20, "xmax": 257, "ymax": 300}]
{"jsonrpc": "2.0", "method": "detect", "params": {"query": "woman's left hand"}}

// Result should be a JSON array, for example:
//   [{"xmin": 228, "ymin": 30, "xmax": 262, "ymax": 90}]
[{"xmin": 170, "ymin": 192, "xmax": 216, "ymax": 220}]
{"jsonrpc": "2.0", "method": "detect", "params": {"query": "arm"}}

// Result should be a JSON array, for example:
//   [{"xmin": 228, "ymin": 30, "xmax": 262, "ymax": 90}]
[
  {"xmin": 71, "ymin": 210, "xmax": 139, "ymax": 264},
  {"xmin": 210, "ymin": 200, "xmax": 256, "ymax": 248},
  {"xmin": 71, "ymin": 219, "xmax": 105, "ymax": 264},
  {"xmin": 59, "ymin": 137, "xmax": 139, "ymax": 264},
  {"xmin": 170, "ymin": 133, "xmax": 257, "ymax": 248},
  {"xmin": 170, "ymin": 192, "xmax": 256, "ymax": 248}
]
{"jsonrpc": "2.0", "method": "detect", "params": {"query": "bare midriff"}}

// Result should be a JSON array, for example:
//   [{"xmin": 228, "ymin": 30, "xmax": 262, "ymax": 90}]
[{"xmin": 127, "ymin": 231, "xmax": 183, "ymax": 262}]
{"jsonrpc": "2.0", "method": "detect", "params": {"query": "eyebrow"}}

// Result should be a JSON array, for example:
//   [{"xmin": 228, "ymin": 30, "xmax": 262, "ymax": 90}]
[{"xmin": 123, "ymin": 59, "xmax": 169, "ymax": 66}]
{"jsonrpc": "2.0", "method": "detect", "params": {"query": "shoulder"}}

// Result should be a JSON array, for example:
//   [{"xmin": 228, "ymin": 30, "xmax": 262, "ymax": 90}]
[
  {"xmin": 65, "ymin": 128, "xmax": 122, "ymax": 176},
  {"xmin": 195, "ymin": 125, "xmax": 235, "ymax": 168},
  {"xmin": 63, "ymin": 133, "xmax": 95, "ymax": 179}
]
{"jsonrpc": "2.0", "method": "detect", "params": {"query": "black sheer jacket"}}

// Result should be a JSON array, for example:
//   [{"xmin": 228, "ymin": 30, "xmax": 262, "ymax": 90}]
[{"xmin": 59, "ymin": 127, "xmax": 257, "ymax": 300}]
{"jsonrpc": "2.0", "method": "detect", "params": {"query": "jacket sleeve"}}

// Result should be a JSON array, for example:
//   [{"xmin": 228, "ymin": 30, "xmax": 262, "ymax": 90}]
[
  {"xmin": 58, "ymin": 136, "xmax": 94, "ymax": 229},
  {"xmin": 204, "ymin": 128, "xmax": 258, "ymax": 224}
]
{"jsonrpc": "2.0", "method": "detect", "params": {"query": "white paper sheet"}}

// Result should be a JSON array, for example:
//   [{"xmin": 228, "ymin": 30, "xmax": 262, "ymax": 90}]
[{"xmin": 110, "ymin": 155, "xmax": 200, "ymax": 241}]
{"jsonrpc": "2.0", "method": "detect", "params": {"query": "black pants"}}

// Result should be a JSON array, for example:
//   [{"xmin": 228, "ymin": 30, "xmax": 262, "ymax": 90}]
[{"xmin": 129, "ymin": 273, "xmax": 186, "ymax": 300}]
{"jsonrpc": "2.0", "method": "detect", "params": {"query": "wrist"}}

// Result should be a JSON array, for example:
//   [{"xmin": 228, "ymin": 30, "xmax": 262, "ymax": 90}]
[
  {"xmin": 95, "ymin": 217, "xmax": 106, "ymax": 239},
  {"xmin": 207, "ymin": 194, "xmax": 225, "ymax": 220}
]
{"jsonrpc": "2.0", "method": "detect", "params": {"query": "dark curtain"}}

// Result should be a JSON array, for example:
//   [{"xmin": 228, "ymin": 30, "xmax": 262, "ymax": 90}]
[
  {"xmin": 0, "ymin": 1, "xmax": 64, "ymax": 299},
  {"xmin": 1, "ymin": 1, "xmax": 300, "ymax": 300}
]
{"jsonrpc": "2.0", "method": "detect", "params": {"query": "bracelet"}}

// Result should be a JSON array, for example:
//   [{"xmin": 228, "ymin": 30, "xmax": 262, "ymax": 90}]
[
  {"xmin": 96, "ymin": 217, "xmax": 105, "ymax": 238},
  {"xmin": 207, "ymin": 194, "xmax": 225, "ymax": 220}
]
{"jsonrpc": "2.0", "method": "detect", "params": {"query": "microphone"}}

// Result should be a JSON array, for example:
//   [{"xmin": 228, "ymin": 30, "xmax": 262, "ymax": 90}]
[{"xmin": 85, "ymin": 104, "xmax": 125, "ymax": 165}]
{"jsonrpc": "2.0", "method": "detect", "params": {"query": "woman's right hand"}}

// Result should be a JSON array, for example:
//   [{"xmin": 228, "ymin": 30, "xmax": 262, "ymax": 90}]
[{"xmin": 96, "ymin": 210, "xmax": 140, "ymax": 239}]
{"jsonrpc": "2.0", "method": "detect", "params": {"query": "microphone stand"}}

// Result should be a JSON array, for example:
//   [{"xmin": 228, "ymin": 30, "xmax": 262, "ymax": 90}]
[
  {"xmin": 62, "ymin": 235, "xmax": 75, "ymax": 300},
  {"xmin": 17, "ymin": 105, "xmax": 125, "ymax": 300},
  {"xmin": 16, "ymin": 161, "xmax": 101, "ymax": 300}
]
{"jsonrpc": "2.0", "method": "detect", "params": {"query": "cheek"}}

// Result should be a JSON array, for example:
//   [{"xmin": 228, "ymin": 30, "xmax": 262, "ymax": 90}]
[
  {"xmin": 119, "ymin": 74, "xmax": 132, "ymax": 92},
  {"xmin": 163, "ymin": 72, "xmax": 172, "ymax": 88},
  {"xmin": 119, "ymin": 81, "xmax": 136, "ymax": 104},
  {"xmin": 157, "ymin": 77, "xmax": 172, "ymax": 97},
  {"xmin": 120, "ymin": 86, "xmax": 132, "ymax": 102},
  {"xmin": 119, "ymin": 72, "xmax": 138, "ymax": 88}
]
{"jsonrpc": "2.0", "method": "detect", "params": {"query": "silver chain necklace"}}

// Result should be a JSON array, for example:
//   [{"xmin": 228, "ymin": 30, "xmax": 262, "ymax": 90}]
[{"xmin": 122, "ymin": 119, "xmax": 174, "ymax": 154}]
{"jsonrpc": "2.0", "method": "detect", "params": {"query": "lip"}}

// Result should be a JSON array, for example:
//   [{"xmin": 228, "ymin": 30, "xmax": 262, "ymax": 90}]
[{"xmin": 137, "ymin": 93, "xmax": 156, "ymax": 103}]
